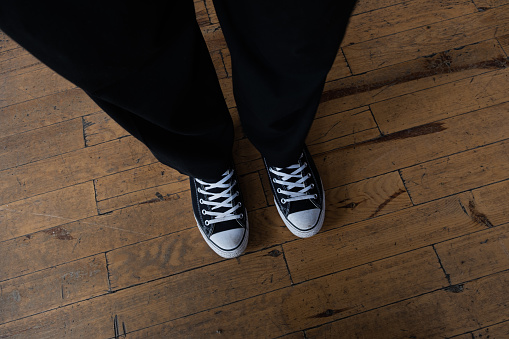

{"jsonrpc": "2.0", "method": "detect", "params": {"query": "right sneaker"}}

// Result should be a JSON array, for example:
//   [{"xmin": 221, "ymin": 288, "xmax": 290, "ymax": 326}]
[{"xmin": 190, "ymin": 168, "xmax": 249, "ymax": 258}]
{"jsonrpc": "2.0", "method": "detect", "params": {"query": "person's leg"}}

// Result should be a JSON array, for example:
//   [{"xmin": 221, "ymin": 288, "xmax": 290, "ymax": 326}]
[
  {"xmin": 212, "ymin": 0, "xmax": 357, "ymax": 167},
  {"xmin": 0, "ymin": 0, "xmax": 248, "ymax": 257},
  {"xmin": 213, "ymin": 0, "xmax": 357, "ymax": 237},
  {"xmin": 0, "ymin": 0, "xmax": 233, "ymax": 180}
]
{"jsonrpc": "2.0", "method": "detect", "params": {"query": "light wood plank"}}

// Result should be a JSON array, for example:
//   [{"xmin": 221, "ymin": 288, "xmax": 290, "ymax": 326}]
[
  {"xmin": 0, "ymin": 67, "xmax": 75, "ymax": 108},
  {"xmin": 343, "ymin": 4, "xmax": 509, "ymax": 73},
  {"xmin": 317, "ymin": 101, "xmax": 509, "ymax": 192},
  {"xmin": 0, "ymin": 118, "xmax": 84, "ymax": 171},
  {"xmin": 320, "ymin": 39, "xmax": 506, "ymax": 116},
  {"xmin": 0, "ymin": 88, "xmax": 99, "ymax": 138},
  {"xmin": 344, "ymin": 0, "xmax": 477, "ymax": 46},
  {"xmin": 306, "ymin": 271, "xmax": 509, "ymax": 338},
  {"xmin": 435, "ymin": 223, "xmax": 509, "ymax": 284},
  {"xmin": 126, "ymin": 247, "xmax": 446, "ymax": 338},
  {"xmin": 0, "ymin": 248, "xmax": 291, "ymax": 337},
  {"xmin": 474, "ymin": 0, "xmax": 509, "ymax": 10},
  {"xmin": 0, "ymin": 193, "xmax": 193, "ymax": 282},
  {"xmin": 0, "ymin": 48, "xmax": 44, "ymax": 77},
  {"xmin": 371, "ymin": 67, "xmax": 509, "ymax": 134},
  {"xmin": 0, "ymin": 136, "xmax": 156, "ymax": 205},
  {"xmin": 401, "ymin": 140, "xmax": 509, "ymax": 204},
  {"xmin": 472, "ymin": 320, "xmax": 509, "ymax": 338},
  {"xmin": 82, "ymin": 111, "xmax": 129, "ymax": 147},
  {"xmin": 0, "ymin": 182, "xmax": 97, "ymax": 242},
  {"xmin": 0, "ymin": 255, "xmax": 108, "ymax": 324},
  {"xmin": 351, "ymin": 0, "xmax": 405, "ymax": 15},
  {"xmin": 283, "ymin": 192, "xmax": 484, "ymax": 283}
]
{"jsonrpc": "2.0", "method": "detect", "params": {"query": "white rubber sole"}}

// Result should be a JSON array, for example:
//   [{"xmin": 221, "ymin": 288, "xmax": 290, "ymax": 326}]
[
  {"xmin": 195, "ymin": 216, "xmax": 249, "ymax": 259},
  {"xmin": 274, "ymin": 184, "xmax": 325, "ymax": 238}
]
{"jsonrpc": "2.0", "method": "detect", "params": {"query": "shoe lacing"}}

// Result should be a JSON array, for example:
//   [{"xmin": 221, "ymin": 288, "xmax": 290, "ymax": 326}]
[
  {"xmin": 196, "ymin": 169, "xmax": 242, "ymax": 225},
  {"xmin": 270, "ymin": 162, "xmax": 317, "ymax": 204}
]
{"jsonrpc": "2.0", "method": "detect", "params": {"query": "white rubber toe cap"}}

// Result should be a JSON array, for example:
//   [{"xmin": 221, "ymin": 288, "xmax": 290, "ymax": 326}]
[
  {"xmin": 287, "ymin": 208, "xmax": 321, "ymax": 230},
  {"xmin": 210, "ymin": 228, "xmax": 246, "ymax": 250}
]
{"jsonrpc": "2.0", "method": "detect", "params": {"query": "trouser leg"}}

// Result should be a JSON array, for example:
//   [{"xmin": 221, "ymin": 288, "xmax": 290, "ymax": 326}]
[
  {"xmin": 213, "ymin": 0, "xmax": 357, "ymax": 167},
  {"xmin": 0, "ymin": 0, "xmax": 233, "ymax": 181}
]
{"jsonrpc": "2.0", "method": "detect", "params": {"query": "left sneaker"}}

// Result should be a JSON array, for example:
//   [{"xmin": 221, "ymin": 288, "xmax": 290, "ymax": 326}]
[{"xmin": 263, "ymin": 147, "xmax": 325, "ymax": 238}]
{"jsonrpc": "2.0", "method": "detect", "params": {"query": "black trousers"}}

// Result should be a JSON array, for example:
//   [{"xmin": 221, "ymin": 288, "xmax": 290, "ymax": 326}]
[{"xmin": 0, "ymin": 0, "xmax": 356, "ymax": 181}]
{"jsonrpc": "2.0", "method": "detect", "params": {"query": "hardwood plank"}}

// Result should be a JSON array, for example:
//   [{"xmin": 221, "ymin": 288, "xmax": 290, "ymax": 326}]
[
  {"xmin": 371, "ymin": 67, "xmax": 509, "ymax": 134},
  {"xmin": 194, "ymin": 0, "xmax": 210, "ymax": 27},
  {"xmin": 0, "ymin": 88, "xmax": 100, "ymax": 138},
  {"xmin": 0, "ymin": 194, "xmax": 193, "ymax": 282},
  {"xmin": 351, "ymin": 0, "xmax": 405, "ymax": 15},
  {"xmin": 203, "ymin": 0, "xmax": 219, "ymax": 25},
  {"xmin": 317, "ymin": 101, "xmax": 509, "ymax": 191},
  {"xmin": 343, "ymin": 0, "xmax": 477, "ymax": 46},
  {"xmin": 471, "ymin": 178, "xmax": 509, "ymax": 226},
  {"xmin": 498, "ymin": 32, "xmax": 509, "ymax": 55},
  {"xmin": 307, "ymin": 128, "xmax": 381, "ymax": 155},
  {"xmin": 306, "ymin": 271, "xmax": 509, "ymax": 338},
  {"xmin": 201, "ymin": 25, "xmax": 228, "ymax": 53},
  {"xmin": 0, "ymin": 48, "xmax": 44, "ymax": 77},
  {"xmin": 82, "ymin": 112, "xmax": 129, "ymax": 147},
  {"xmin": 471, "ymin": 320, "xmax": 509, "ymax": 338},
  {"xmin": 0, "ymin": 118, "xmax": 84, "ymax": 171},
  {"xmin": 401, "ymin": 140, "xmax": 509, "ymax": 204},
  {"xmin": 306, "ymin": 106, "xmax": 377, "ymax": 145},
  {"xmin": 279, "ymin": 332, "xmax": 306, "ymax": 339},
  {"xmin": 325, "ymin": 49, "xmax": 351, "ymax": 82},
  {"xmin": 210, "ymin": 50, "xmax": 227, "ymax": 79},
  {"xmin": 320, "ymin": 39, "xmax": 506, "ymax": 116},
  {"xmin": 343, "ymin": 4, "xmax": 509, "ymax": 73},
  {"xmin": 283, "ymin": 192, "xmax": 485, "ymax": 283},
  {"xmin": 474, "ymin": 0, "xmax": 509, "ymax": 10},
  {"xmin": 96, "ymin": 182, "xmax": 189, "ymax": 214},
  {"xmin": 0, "ymin": 136, "xmax": 156, "ymax": 205},
  {"xmin": 0, "ymin": 31, "xmax": 21, "ymax": 53},
  {"xmin": 0, "ymin": 67, "xmax": 75, "ymax": 108},
  {"xmin": 94, "ymin": 162, "xmax": 183, "ymax": 201},
  {"xmin": 435, "ymin": 223, "xmax": 509, "ymax": 284},
  {"xmin": 0, "ymin": 248, "xmax": 290, "ymax": 337},
  {"xmin": 0, "ymin": 182, "xmax": 96, "ymax": 242},
  {"xmin": 219, "ymin": 77, "xmax": 235, "ymax": 108},
  {"xmin": 0, "ymin": 255, "xmax": 108, "ymax": 324},
  {"xmin": 127, "ymin": 247, "xmax": 446, "ymax": 338}
]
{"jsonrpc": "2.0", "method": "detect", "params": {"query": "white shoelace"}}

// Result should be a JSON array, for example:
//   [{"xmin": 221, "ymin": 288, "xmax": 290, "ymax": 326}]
[
  {"xmin": 196, "ymin": 170, "xmax": 242, "ymax": 226},
  {"xmin": 270, "ymin": 162, "xmax": 317, "ymax": 204}
]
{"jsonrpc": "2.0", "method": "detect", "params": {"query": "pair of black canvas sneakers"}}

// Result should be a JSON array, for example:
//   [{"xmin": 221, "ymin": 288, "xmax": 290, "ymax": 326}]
[{"xmin": 190, "ymin": 146, "xmax": 325, "ymax": 258}]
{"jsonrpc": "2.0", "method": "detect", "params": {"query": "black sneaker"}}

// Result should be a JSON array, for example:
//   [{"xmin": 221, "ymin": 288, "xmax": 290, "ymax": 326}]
[
  {"xmin": 263, "ymin": 147, "xmax": 325, "ymax": 238},
  {"xmin": 190, "ymin": 168, "xmax": 249, "ymax": 258}
]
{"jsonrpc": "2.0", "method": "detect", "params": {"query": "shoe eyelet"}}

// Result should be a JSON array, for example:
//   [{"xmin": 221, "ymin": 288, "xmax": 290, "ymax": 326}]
[
  {"xmin": 197, "ymin": 188, "xmax": 202, "ymax": 193},
  {"xmin": 310, "ymin": 184, "xmax": 315, "ymax": 188},
  {"xmin": 238, "ymin": 202, "xmax": 242, "ymax": 207},
  {"xmin": 240, "ymin": 213, "xmax": 244, "ymax": 218},
  {"xmin": 202, "ymin": 209, "xmax": 207, "ymax": 215},
  {"xmin": 272, "ymin": 178, "xmax": 277, "ymax": 183},
  {"xmin": 199, "ymin": 199, "xmax": 204, "ymax": 204},
  {"xmin": 281, "ymin": 198, "xmax": 286, "ymax": 204},
  {"xmin": 277, "ymin": 188, "xmax": 282, "ymax": 193},
  {"xmin": 204, "ymin": 220, "xmax": 210, "ymax": 226},
  {"xmin": 313, "ymin": 194, "xmax": 318, "ymax": 199}
]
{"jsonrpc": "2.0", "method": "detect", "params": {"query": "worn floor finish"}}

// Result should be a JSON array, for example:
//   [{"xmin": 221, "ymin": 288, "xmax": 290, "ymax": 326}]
[{"xmin": 2, "ymin": 0, "xmax": 509, "ymax": 338}]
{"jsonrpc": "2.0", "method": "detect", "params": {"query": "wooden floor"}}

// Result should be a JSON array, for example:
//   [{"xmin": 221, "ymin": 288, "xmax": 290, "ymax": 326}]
[{"xmin": 2, "ymin": 0, "xmax": 509, "ymax": 338}]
